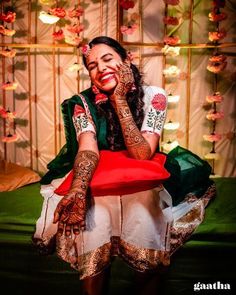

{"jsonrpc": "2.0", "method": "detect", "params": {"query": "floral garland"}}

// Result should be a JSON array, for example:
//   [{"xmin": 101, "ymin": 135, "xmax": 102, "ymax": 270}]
[
  {"xmin": 161, "ymin": 0, "xmax": 181, "ymax": 153},
  {"xmin": 0, "ymin": 105, "xmax": 18, "ymax": 143},
  {"xmin": 39, "ymin": 3, "xmax": 84, "ymax": 47},
  {"xmin": 119, "ymin": 1, "xmax": 138, "ymax": 36},
  {"xmin": 204, "ymin": 0, "xmax": 227, "ymax": 168}
]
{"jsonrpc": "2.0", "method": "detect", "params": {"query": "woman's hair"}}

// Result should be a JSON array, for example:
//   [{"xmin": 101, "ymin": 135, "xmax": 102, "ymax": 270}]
[{"xmin": 83, "ymin": 36, "xmax": 144, "ymax": 151}]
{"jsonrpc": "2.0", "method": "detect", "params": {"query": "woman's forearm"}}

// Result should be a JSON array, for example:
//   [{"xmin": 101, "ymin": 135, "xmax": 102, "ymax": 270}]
[
  {"xmin": 115, "ymin": 99, "xmax": 151, "ymax": 160},
  {"xmin": 70, "ymin": 149, "xmax": 99, "ymax": 194}
]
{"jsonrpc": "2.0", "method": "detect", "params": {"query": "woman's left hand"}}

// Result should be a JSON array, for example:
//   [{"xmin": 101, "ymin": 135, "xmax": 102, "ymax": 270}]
[
  {"xmin": 53, "ymin": 191, "xmax": 86, "ymax": 236},
  {"xmin": 112, "ymin": 59, "xmax": 134, "ymax": 99}
]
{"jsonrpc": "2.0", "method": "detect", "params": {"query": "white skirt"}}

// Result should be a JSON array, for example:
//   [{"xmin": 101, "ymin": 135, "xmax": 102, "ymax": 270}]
[{"xmin": 33, "ymin": 176, "xmax": 216, "ymax": 279}]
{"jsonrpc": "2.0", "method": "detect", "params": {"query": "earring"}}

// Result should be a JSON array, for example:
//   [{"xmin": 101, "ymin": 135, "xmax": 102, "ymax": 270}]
[{"xmin": 92, "ymin": 85, "xmax": 108, "ymax": 105}]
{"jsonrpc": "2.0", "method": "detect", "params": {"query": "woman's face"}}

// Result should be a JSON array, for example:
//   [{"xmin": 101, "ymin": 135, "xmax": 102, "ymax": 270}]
[{"xmin": 86, "ymin": 44, "xmax": 122, "ymax": 94}]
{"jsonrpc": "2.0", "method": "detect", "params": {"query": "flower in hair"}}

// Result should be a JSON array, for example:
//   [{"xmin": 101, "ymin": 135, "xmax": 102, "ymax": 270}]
[{"xmin": 81, "ymin": 44, "xmax": 91, "ymax": 57}]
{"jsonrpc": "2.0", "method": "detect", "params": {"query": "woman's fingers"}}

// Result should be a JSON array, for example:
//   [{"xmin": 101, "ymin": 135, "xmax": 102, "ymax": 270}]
[{"xmin": 57, "ymin": 221, "xmax": 64, "ymax": 236}]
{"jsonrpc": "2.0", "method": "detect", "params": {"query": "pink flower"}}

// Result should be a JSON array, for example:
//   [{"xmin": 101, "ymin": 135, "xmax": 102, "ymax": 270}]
[
  {"xmin": 74, "ymin": 105, "xmax": 85, "ymax": 116},
  {"xmin": 1, "ymin": 81, "xmax": 18, "ymax": 90},
  {"xmin": 0, "ymin": 48, "xmax": 16, "ymax": 58},
  {"xmin": 209, "ymin": 29, "xmax": 226, "ymax": 42},
  {"xmin": 120, "ymin": 24, "xmax": 138, "ymax": 35},
  {"xmin": 2, "ymin": 133, "xmax": 18, "ymax": 143},
  {"xmin": 0, "ymin": 25, "xmax": 16, "ymax": 36},
  {"xmin": 209, "ymin": 54, "xmax": 226, "ymax": 63},
  {"xmin": 164, "ymin": 35, "xmax": 180, "ymax": 45},
  {"xmin": 0, "ymin": 105, "xmax": 7, "ymax": 118},
  {"xmin": 203, "ymin": 133, "xmax": 222, "ymax": 142},
  {"xmin": 64, "ymin": 34, "xmax": 81, "ymax": 46},
  {"xmin": 49, "ymin": 7, "xmax": 66, "ymax": 18},
  {"xmin": 0, "ymin": 11, "xmax": 16, "ymax": 23},
  {"xmin": 209, "ymin": 10, "xmax": 227, "ymax": 22},
  {"xmin": 163, "ymin": 0, "xmax": 180, "ymax": 5},
  {"xmin": 207, "ymin": 60, "xmax": 227, "ymax": 74},
  {"xmin": 66, "ymin": 24, "xmax": 84, "ymax": 34},
  {"xmin": 206, "ymin": 110, "xmax": 224, "ymax": 120},
  {"xmin": 120, "ymin": 0, "xmax": 135, "ymax": 10},
  {"xmin": 206, "ymin": 92, "xmax": 223, "ymax": 103},
  {"xmin": 68, "ymin": 7, "xmax": 84, "ymax": 18},
  {"xmin": 163, "ymin": 16, "xmax": 179, "ymax": 25},
  {"xmin": 52, "ymin": 29, "xmax": 64, "ymax": 41},
  {"xmin": 151, "ymin": 94, "xmax": 167, "ymax": 111},
  {"xmin": 81, "ymin": 44, "xmax": 91, "ymax": 57}
]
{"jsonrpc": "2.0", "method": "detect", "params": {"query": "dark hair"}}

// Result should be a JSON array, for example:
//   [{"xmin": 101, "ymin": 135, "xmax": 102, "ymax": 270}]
[{"xmin": 83, "ymin": 36, "xmax": 144, "ymax": 151}]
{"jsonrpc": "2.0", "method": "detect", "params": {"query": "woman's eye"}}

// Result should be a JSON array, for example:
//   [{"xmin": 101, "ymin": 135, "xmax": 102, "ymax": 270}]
[{"xmin": 104, "ymin": 58, "xmax": 112, "ymax": 62}]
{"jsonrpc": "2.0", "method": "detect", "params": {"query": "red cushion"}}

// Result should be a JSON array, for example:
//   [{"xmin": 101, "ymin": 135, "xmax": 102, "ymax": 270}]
[{"xmin": 54, "ymin": 150, "xmax": 170, "ymax": 196}]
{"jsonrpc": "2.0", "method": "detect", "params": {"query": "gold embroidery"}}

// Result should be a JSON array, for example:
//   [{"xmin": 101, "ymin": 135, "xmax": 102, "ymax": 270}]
[
  {"xmin": 170, "ymin": 183, "xmax": 216, "ymax": 255},
  {"xmin": 119, "ymin": 239, "xmax": 170, "ymax": 272},
  {"xmin": 56, "ymin": 236, "xmax": 112, "ymax": 280}
]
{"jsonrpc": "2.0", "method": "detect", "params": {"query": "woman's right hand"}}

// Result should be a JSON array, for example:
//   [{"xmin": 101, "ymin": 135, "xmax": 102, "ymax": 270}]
[
  {"xmin": 112, "ymin": 59, "xmax": 134, "ymax": 99},
  {"xmin": 53, "ymin": 190, "xmax": 86, "ymax": 236}
]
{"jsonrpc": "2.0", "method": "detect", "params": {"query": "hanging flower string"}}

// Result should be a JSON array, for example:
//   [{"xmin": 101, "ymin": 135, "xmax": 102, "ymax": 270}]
[
  {"xmin": 204, "ymin": 0, "xmax": 227, "ymax": 173},
  {"xmin": 0, "ymin": 106, "xmax": 18, "ymax": 143},
  {"xmin": 161, "ymin": 0, "xmax": 181, "ymax": 152}
]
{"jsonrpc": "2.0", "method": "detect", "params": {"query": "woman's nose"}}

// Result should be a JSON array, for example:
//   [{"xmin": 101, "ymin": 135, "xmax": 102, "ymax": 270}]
[{"xmin": 97, "ymin": 62, "xmax": 106, "ymax": 72}]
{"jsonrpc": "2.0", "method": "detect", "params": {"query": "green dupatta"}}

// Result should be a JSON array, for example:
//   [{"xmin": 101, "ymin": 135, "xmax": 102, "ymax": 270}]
[{"xmin": 40, "ymin": 88, "xmax": 108, "ymax": 184}]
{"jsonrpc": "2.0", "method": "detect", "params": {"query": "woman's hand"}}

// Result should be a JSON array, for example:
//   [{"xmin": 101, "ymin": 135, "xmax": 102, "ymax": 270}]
[
  {"xmin": 112, "ymin": 60, "xmax": 134, "ymax": 100},
  {"xmin": 53, "ymin": 190, "xmax": 86, "ymax": 236}
]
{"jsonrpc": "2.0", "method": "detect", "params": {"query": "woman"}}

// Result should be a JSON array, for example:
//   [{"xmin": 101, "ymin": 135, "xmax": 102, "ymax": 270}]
[{"xmin": 33, "ymin": 36, "xmax": 215, "ymax": 295}]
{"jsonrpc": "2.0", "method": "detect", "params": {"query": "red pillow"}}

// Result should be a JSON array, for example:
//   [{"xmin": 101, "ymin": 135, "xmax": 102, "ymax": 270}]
[{"xmin": 54, "ymin": 150, "xmax": 170, "ymax": 196}]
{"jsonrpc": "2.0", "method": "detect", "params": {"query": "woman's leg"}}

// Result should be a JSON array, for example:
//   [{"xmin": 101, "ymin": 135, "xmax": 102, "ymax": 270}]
[{"xmin": 81, "ymin": 267, "xmax": 111, "ymax": 295}]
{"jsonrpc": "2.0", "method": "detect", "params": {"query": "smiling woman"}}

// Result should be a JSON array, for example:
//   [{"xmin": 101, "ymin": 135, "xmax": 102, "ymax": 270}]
[{"xmin": 33, "ymin": 36, "xmax": 215, "ymax": 295}]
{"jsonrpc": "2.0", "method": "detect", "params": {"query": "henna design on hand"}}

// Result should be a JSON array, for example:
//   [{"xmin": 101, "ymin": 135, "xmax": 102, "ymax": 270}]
[
  {"xmin": 115, "ymin": 100, "xmax": 151, "ymax": 160},
  {"xmin": 113, "ymin": 61, "xmax": 134, "ymax": 98},
  {"xmin": 53, "ymin": 150, "xmax": 99, "ymax": 236}
]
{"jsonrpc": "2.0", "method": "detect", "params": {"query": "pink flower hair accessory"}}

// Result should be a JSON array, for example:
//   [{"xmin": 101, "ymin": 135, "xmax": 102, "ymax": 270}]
[{"xmin": 81, "ymin": 44, "xmax": 91, "ymax": 58}]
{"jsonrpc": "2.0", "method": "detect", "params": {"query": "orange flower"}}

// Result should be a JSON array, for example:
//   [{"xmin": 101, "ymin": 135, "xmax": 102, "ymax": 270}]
[
  {"xmin": 207, "ymin": 60, "xmax": 227, "ymax": 73},
  {"xmin": 164, "ymin": 35, "xmax": 180, "ymax": 45},
  {"xmin": 209, "ymin": 54, "xmax": 226, "ymax": 63},
  {"xmin": 163, "ymin": 16, "xmax": 179, "ymax": 25},
  {"xmin": 206, "ymin": 92, "xmax": 223, "ymax": 103},
  {"xmin": 52, "ymin": 29, "xmax": 64, "ymax": 41},
  {"xmin": 120, "ymin": 24, "xmax": 138, "ymax": 35},
  {"xmin": 49, "ymin": 7, "xmax": 66, "ymax": 18},
  {"xmin": 1, "ymin": 81, "xmax": 18, "ymax": 90},
  {"xmin": 0, "ymin": 25, "xmax": 16, "ymax": 36},
  {"xmin": 0, "ymin": 48, "xmax": 16, "ymax": 58},
  {"xmin": 208, "ymin": 29, "xmax": 226, "ymax": 42},
  {"xmin": 209, "ymin": 10, "xmax": 227, "ymax": 22},
  {"xmin": 206, "ymin": 110, "xmax": 224, "ymax": 120},
  {"xmin": 2, "ymin": 133, "xmax": 18, "ymax": 143},
  {"xmin": 68, "ymin": 7, "xmax": 84, "ymax": 18},
  {"xmin": 0, "ymin": 11, "xmax": 16, "ymax": 23},
  {"xmin": 203, "ymin": 133, "xmax": 222, "ymax": 142}
]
